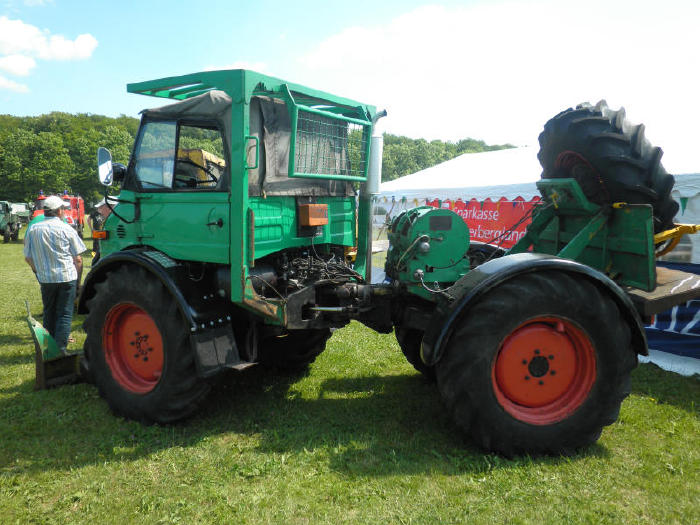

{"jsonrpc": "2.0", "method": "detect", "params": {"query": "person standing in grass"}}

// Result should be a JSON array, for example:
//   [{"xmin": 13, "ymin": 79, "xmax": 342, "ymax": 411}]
[{"xmin": 23, "ymin": 195, "xmax": 87, "ymax": 352}]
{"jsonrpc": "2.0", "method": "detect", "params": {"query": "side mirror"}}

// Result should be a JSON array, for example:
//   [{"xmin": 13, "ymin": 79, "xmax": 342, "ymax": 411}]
[{"xmin": 97, "ymin": 147, "xmax": 114, "ymax": 186}]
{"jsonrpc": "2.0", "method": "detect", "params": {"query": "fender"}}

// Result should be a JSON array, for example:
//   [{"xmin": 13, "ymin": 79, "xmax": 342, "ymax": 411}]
[
  {"xmin": 78, "ymin": 248, "xmax": 250, "ymax": 377},
  {"xmin": 420, "ymin": 253, "xmax": 648, "ymax": 367},
  {"xmin": 78, "ymin": 248, "xmax": 199, "ymax": 331}
]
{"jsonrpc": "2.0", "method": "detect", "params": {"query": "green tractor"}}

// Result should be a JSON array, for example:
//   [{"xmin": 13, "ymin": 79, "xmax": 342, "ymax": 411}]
[
  {"xmin": 74, "ymin": 70, "xmax": 699, "ymax": 456},
  {"xmin": 0, "ymin": 200, "xmax": 21, "ymax": 242}
]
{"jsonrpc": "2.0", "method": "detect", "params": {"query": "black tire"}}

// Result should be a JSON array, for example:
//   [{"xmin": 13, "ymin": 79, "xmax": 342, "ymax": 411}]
[
  {"xmin": 467, "ymin": 241, "xmax": 505, "ymax": 269},
  {"xmin": 538, "ymin": 100, "xmax": 678, "ymax": 233},
  {"xmin": 258, "ymin": 328, "xmax": 331, "ymax": 371},
  {"xmin": 435, "ymin": 270, "xmax": 637, "ymax": 456},
  {"xmin": 395, "ymin": 325, "xmax": 435, "ymax": 381},
  {"xmin": 83, "ymin": 265, "xmax": 210, "ymax": 423},
  {"xmin": 2, "ymin": 230, "xmax": 9, "ymax": 243}
]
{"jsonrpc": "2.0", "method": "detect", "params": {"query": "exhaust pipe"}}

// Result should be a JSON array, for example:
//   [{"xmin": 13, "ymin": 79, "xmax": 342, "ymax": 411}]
[
  {"xmin": 361, "ymin": 109, "xmax": 387, "ymax": 284},
  {"xmin": 367, "ymin": 109, "xmax": 388, "ymax": 195}
]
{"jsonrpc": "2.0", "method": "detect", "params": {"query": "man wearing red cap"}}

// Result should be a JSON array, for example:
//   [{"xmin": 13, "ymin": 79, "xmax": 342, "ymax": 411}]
[{"xmin": 24, "ymin": 195, "xmax": 87, "ymax": 352}]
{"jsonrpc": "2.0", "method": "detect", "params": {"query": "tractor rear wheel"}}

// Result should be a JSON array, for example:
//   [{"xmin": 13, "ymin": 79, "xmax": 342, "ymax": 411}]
[
  {"xmin": 435, "ymin": 270, "xmax": 636, "ymax": 456},
  {"xmin": 538, "ymin": 100, "xmax": 678, "ymax": 233},
  {"xmin": 83, "ymin": 265, "xmax": 210, "ymax": 423},
  {"xmin": 395, "ymin": 324, "xmax": 435, "ymax": 381},
  {"xmin": 258, "ymin": 328, "xmax": 331, "ymax": 371}
]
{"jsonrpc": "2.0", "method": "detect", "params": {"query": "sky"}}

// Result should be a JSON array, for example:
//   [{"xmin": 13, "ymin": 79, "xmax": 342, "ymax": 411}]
[{"xmin": 1, "ymin": 0, "xmax": 699, "ymax": 173}]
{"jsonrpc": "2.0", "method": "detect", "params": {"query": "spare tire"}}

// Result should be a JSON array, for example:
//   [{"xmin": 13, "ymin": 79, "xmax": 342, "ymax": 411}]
[{"xmin": 538, "ymin": 100, "xmax": 678, "ymax": 233}]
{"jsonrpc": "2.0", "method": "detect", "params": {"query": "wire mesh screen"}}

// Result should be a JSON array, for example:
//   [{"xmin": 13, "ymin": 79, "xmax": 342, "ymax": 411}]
[{"xmin": 294, "ymin": 109, "xmax": 368, "ymax": 179}]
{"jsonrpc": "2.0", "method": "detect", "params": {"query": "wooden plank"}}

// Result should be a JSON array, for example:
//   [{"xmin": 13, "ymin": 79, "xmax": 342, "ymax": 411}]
[{"xmin": 626, "ymin": 267, "xmax": 700, "ymax": 316}]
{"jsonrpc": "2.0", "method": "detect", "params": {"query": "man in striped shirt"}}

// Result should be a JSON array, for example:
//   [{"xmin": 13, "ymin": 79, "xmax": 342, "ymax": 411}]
[{"xmin": 24, "ymin": 195, "xmax": 87, "ymax": 353}]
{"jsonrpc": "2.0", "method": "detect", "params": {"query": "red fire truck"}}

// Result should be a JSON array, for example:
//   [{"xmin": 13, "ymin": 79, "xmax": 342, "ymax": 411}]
[{"xmin": 31, "ymin": 191, "xmax": 85, "ymax": 237}]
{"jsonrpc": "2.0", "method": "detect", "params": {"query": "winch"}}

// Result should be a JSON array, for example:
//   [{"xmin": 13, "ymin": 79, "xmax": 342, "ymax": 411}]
[{"xmin": 385, "ymin": 206, "xmax": 471, "ymax": 285}]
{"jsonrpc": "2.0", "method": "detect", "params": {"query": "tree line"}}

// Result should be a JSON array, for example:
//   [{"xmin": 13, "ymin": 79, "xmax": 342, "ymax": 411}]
[
  {"xmin": 0, "ymin": 112, "xmax": 512, "ymax": 204},
  {"xmin": 0, "ymin": 112, "xmax": 136, "ymax": 205},
  {"xmin": 382, "ymin": 135, "xmax": 512, "ymax": 181}
]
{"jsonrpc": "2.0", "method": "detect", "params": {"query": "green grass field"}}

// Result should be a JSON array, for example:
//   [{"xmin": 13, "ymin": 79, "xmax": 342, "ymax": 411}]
[{"xmin": 1, "ymin": 237, "xmax": 698, "ymax": 524}]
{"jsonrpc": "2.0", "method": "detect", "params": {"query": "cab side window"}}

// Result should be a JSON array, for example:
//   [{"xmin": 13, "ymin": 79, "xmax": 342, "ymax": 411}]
[
  {"xmin": 132, "ymin": 120, "xmax": 226, "ymax": 191},
  {"xmin": 133, "ymin": 121, "xmax": 177, "ymax": 189},
  {"xmin": 174, "ymin": 125, "xmax": 226, "ymax": 190}
]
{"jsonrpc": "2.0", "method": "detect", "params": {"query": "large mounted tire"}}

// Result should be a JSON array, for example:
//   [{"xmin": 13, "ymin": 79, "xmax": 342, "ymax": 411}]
[
  {"xmin": 258, "ymin": 328, "xmax": 331, "ymax": 371},
  {"xmin": 395, "ymin": 324, "xmax": 435, "ymax": 381},
  {"xmin": 435, "ymin": 270, "xmax": 637, "ymax": 456},
  {"xmin": 83, "ymin": 265, "xmax": 210, "ymax": 423},
  {"xmin": 538, "ymin": 100, "xmax": 678, "ymax": 233}
]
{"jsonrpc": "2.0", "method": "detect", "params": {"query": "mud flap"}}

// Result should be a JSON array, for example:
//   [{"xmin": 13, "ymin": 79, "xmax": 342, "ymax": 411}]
[
  {"xmin": 190, "ymin": 324, "xmax": 255, "ymax": 378},
  {"xmin": 26, "ymin": 301, "xmax": 82, "ymax": 390}
]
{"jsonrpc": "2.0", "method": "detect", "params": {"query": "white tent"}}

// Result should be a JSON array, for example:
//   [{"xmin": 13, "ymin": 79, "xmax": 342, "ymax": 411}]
[
  {"xmin": 378, "ymin": 147, "xmax": 700, "ymax": 262},
  {"xmin": 379, "ymin": 146, "xmax": 541, "ymax": 203}
]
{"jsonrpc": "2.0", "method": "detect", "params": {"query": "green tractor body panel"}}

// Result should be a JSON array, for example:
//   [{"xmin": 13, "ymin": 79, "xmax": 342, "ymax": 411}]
[
  {"xmin": 250, "ymin": 196, "xmax": 355, "ymax": 259},
  {"xmin": 507, "ymin": 179, "xmax": 656, "ymax": 291},
  {"xmin": 101, "ymin": 190, "xmax": 231, "ymax": 263}
]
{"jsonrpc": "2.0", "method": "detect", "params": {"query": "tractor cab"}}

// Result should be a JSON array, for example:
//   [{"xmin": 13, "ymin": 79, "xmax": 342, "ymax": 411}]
[{"xmin": 93, "ymin": 70, "xmax": 376, "ymax": 327}]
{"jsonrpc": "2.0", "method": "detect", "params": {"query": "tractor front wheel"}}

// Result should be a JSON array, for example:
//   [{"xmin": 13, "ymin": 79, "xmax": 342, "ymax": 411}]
[
  {"xmin": 435, "ymin": 270, "xmax": 636, "ymax": 455},
  {"xmin": 83, "ymin": 265, "xmax": 210, "ymax": 423}
]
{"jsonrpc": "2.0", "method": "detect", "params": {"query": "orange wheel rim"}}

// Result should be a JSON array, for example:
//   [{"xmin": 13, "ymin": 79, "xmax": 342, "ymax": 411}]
[
  {"xmin": 103, "ymin": 303, "xmax": 164, "ymax": 394},
  {"xmin": 492, "ymin": 317, "xmax": 596, "ymax": 425}
]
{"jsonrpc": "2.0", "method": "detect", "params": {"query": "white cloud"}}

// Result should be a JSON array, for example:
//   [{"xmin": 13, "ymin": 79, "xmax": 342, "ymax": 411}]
[
  {"xmin": 296, "ymin": 1, "xmax": 700, "ymax": 167},
  {"xmin": 37, "ymin": 33, "xmax": 98, "ymax": 60},
  {"xmin": 0, "ymin": 17, "xmax": 97, "ymax": 60},
  {"xmin": 0, "ymin": 54, "xmax": 36, "ymax": 76},
  {"xmin": 0, "ymin": 15, "xmax": 97, "ymax": 92},
  {"xmin": 0, "ymin": 74, "xmax": 28, "ymax": 92},
  {"xmin": 23, "ymin": 0, "xmax": 54, "ymax": 6}
]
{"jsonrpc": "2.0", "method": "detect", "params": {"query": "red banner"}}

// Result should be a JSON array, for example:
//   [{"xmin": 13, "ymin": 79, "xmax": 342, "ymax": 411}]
[{"xmin": 427, "ymin": 196, "xmax": 540, "ymax": 249}]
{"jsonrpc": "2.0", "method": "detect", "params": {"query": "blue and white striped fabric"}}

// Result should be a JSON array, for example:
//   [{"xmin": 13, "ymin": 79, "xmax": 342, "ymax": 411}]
[
  {"xmin": 24, "ymin": 217, "xmax": 87, "ymax": 283},
  {"xmin": 645, "ymin": 261, "xmax": 700, "ymax": 360}
]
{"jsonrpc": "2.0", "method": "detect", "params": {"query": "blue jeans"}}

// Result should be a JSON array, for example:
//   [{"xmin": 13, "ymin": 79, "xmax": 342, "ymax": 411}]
[{"xmin": 40, "ymin": 280, "xmax": 77, "ymax": 352}]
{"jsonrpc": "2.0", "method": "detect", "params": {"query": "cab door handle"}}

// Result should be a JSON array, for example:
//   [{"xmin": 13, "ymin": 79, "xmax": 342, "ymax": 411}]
[{"xmin": 207, "ymin": 218, "xmax": 224, "ymax": 228}]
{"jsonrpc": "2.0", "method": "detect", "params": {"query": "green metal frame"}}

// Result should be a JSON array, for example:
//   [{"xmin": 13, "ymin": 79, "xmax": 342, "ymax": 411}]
[
  {"xmin": 126, "ymin": 70, "xmax": 377, "ymax": 322},
  {"xmin": 507, "ymin": 179, "xmax": 656, "ymax": 291},
  {"xmin": 280, "ymin": 86, "xmax": 371, "ymax": 182}
]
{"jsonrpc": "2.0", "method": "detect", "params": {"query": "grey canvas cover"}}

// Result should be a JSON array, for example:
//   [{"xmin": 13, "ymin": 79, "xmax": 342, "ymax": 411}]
[{"xmin": 141, "ymin": 90, "xmax": 354, "ymax": 197}]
